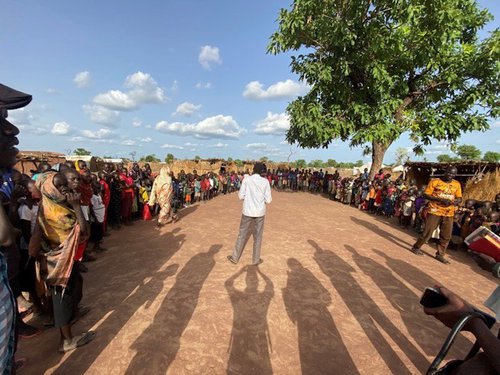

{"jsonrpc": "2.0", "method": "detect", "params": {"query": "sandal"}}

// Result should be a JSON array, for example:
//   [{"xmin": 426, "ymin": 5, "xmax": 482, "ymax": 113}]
[
  {"xmin": 59, "ymin": 331, "xmax": 96, "ymax": 353},
  {"xmin": 252, "ymin": 259, "xmax": 264, "ymax": 266},
  {"xmin": 410, "ymin": 247, "xmax": 424, "ymax": 256},
  {"xmin": 435, "ymin": 255, "xmax": 450, "ymax": 264},
  {"xmin": 227, "ymin": 256, "xmax": 238, "ymax": 265}
]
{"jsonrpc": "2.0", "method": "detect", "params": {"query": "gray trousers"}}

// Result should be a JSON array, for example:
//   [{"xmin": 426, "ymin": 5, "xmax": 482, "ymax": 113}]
[{"xmin": 231, "ymin": 214, "xmax": 265, "ymax": 264}]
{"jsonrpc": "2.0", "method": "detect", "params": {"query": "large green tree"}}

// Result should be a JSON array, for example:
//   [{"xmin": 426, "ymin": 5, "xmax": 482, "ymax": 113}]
[
  {"xmin": 74, "ymin": 148, "xmax": 91, "ymax": 156},
  {"xmin": 140, "ymin": 154, "xmax": 161, "ymax": 163},
  {"xmin": 269, "ymin": 0, "xmax": 499, "ymax": 178},
  {"xmin": 483, "ymin": 151, "xmax": 500, "ymax": 162},
  {"xmin": 455, "ymin": 144, "xmax": 482, "ymax": 160}
]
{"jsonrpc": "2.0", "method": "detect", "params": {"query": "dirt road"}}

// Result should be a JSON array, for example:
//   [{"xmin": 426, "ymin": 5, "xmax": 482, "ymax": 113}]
[{"xmin": 19, "ymin": 191, "xmax": 498, "ymax": 374}]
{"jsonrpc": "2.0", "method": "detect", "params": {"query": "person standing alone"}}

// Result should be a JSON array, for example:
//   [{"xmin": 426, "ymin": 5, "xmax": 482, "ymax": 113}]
[
  {"xmin": 411, "ymin": 166, "xmax": 462, "ymax": 264},
  {"xmin": 228, "ymin": 163, "xmax": 272, "ymax": 266}
]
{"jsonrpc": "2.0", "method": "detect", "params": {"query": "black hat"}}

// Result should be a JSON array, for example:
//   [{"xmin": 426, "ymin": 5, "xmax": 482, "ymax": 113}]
[{"xmin": 0, "ymin": 83, "xmax": 32, "ymax": 117}]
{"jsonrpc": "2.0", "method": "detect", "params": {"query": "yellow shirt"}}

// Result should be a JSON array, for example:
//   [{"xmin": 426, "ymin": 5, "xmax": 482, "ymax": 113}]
[{"xmin": 425, "ymin": 178, "xmax": 462, "ymax": 217}]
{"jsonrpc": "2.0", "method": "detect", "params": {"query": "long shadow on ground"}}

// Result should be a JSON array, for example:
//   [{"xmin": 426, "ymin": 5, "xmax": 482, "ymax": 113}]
[
  {"xmin": 43, "ymin": 228, "xmax": 185, "ymax": 375},
  {"xmin": 282, "ymin": 258, "xmax": 359, "ymax": 375},
  {"xmin": 350, "ymin": 216, "xmax": 415, "ymax": 251},
  {"xmin": 345, "ymin": 245, "xmax": 471, "ymax": 358},
  {"xmin": 225, "ymin": 266, "xmax": 274, "ymax": 374},
  {"xmin": 309, "ymin": 239, "xmax": 427, "ymax": 374},
  {"xmin": 124, "ymin": 244, "xmax": 221, "ymax": 375}
]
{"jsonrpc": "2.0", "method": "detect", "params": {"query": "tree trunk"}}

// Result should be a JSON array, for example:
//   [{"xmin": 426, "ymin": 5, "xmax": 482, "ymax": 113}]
[{"xmin": 369, "ymin": 141, "xmax": 390, "ymax": 180}]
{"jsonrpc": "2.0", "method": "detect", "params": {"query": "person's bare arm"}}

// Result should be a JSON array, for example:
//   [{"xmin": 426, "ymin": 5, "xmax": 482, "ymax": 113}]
[
  {"xmin": 468, "ymin": 319, "xmax": 500, "ymax": 372},
  {"xmin": 65, "ymin": 192, "xmax": 88, "ymax": 237},
  {"xmin": 424, "ymin": 286, "xmax": 500, "ymax": 373},
  {"xmin": 0, "ymin": 204, "xmax": 17, "ymax": 247}
]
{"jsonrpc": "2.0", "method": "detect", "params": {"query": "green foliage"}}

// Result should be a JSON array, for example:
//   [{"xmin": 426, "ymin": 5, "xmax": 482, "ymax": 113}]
[
  {"xmin": 194, "ymin": 155, "xmax": 201, "ymax": 161},
  {"xmin": 292, "ymin": 159, "xmax": 307, "ymax": 168},
  {"xmin": 455, "ymin": 144, "xmax": 482, "ymax": 160},
  {"xmin": 260, "ymin": 156, "xmax": 269, "ymax": 162},
  {"xmin": 437, "ymin": 154, "xmax": 459, "ymax": 163},
  {"xmin": 140, "ymin": 154, "xmax": 161, "ymax": 163},
  {"xmin": 268, "ymin": 0, "xmax": 499, "ymax": 173},
  {"xmin": 308, "ymin": 159, "xmax": 324, "ymax": 168},
  {"xmin": 325, "ymin": 158, "xmax": 337, "ymax": 167},
  {"xmin": 227, "ymin": 157, "xmax": 233, "ymax": 162},
  {"xmin": 234, "ymin": 159, "xmax": 244, "ymax": 167},
  {"xmin": 164, "ymin": 153, "xmax": 175, "ymax": 163},
  {"xmin": 354, "ymin": 160, "xmax": 363, "ymax": 167},
  {"xmin": 74, "ymin": 148, "xmax": 91, "ymax": 156},
  {"xmin": 483, "ymin": 151, "xmax": 500, "ymax": 163}
]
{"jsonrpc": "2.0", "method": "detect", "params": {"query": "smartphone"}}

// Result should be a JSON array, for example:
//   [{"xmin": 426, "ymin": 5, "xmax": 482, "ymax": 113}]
[{"xmin": 420, "ymin": 287, "xmax": 448, "ymax": 308}]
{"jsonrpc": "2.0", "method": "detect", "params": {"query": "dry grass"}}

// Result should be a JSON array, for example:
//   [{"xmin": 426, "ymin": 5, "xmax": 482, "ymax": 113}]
[{"xmin": 463, "ymin": 169, "xmax": 500, "ymax": 201}]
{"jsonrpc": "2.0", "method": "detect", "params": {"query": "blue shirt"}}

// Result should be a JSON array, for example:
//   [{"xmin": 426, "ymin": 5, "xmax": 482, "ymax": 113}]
[{"xmin": 0, "ymin": 252, "xmax": 15, "ymax": 374}]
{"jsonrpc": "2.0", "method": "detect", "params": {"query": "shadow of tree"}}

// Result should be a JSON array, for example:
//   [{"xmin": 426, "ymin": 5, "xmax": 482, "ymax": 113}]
[
  {"xmin": 309, "ymin": 239, "xmax": 427, "ymax": 374},
  {"xmin": 225, "ymin": 265, "xmax": 274, "ymax": 374},
  {"xmin": 124, "ymin": 244, "xmax": 221, "ymax": 374},
  {"xmin": 282, "ymin": 257, "xmax": 359, "ymax": 375}
]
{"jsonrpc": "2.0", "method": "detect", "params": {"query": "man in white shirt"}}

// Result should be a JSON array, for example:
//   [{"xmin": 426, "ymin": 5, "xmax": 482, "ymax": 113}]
[{"xmin": 228, "ymin": 163, "xmax": 272, "ymax": 266}]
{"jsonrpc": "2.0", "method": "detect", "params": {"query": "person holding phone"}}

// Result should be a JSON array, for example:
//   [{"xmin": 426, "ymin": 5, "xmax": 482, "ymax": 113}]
[
  {"xmin": 423, "ymin": 286, "xmax": 500, "ymax": 374},
  {"xmin": 411, "ymin": 166, "xmax": 462, "ymax": 264}
]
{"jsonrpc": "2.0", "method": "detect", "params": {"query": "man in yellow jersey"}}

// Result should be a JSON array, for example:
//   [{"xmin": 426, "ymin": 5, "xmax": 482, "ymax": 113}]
[{"xmin": 411, "ymin": 167, "xmax": 462, "ymax": 264}]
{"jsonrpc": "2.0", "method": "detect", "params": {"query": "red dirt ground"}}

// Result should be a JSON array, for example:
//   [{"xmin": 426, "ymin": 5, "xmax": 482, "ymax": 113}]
[{"xmin": 18, "ymin": 191, "xmax": 499, "ymax": 374}]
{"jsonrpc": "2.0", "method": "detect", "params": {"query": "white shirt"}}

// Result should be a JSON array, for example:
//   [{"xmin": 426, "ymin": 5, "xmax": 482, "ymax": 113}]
[
  {"xmin": 238, "ymin": 174, "xmax": 272, "ymax": 217},
  {"xmin": 91, "ymin": 194, "xmax": 105, "ymax": 223}
]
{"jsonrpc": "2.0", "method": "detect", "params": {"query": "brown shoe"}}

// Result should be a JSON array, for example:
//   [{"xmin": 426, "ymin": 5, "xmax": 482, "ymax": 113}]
[{"xmin": 227, "ymin": 255, "xmax": 237, "ymax": 265}]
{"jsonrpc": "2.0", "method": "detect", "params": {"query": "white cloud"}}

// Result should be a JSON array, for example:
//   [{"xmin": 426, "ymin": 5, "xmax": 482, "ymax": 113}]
[
  {"xmin": 80, "ymin": 128, "xmax": 114, "ymax": 140},
  {"xmin": 51, "ymin": 121, "xmax": 71, "ymax": 135},
  {"xmin": 121, "ymin": 139, "xmax": 137, "ymax": 146},
  {"xmin": 93, "ymin": 71, "xmax": 167, "ymax": 111},
  {"xmin": 255, "ymin": 112, "xmax": 290, "ymax": 135},
  {"xmin": 243, "ymin": 79, "xmax": 309, "ymax": 100},
  {"xmin": 198, "ymin": 45, "xmax": 222, "ymax": 70},
  {"xmin": 195, "ymin": 82, "xmax": 212, "ymax": 89},
  {"xmin": 83, "ymin": 105, "xmax": 120, "ymax": 127},
  {"xmin": 45, "ymin": 88, "xmax": 56, "ymax": 94},
  {"xmin": 140, "ymin": 137, "xmax": 153, "ymax": 143},
  {"xmin": 492, "ymin": 121, "xmax": 500, "ymax": 128},
  {"xmin": 184, "ymin": 142, "xmax": 199, "ymax": 146},
  {"xmin": 424, "ymin": 143, "xmax": 452, "ymax": 155},
  {"xmin": 132, "ymin": 118, "xmax": 142, "ymax": 128},
  {"xmin": 74, "ymin": 71, "xmax": 91, "ymax": 88},
  {"xmin": 18, "ymin": 125, "xmax": 49, "ymax": 135},
  {"xmin": 209, "ymin": 142, "xmax": 228, "ymax": 148},
  {"xmin": 174, "ymin": 102, "xmax": 201, "ymax": 116},
  {"xmin": 171, "ymin": 80, "xmax": 179, "ymax": 92},
  {"xmin": 246, "ymin": 143, "xmax": 268, "ymax": 149},
  {"xmin": 155, "ymin": 115, "xmax": 246, "ymax": 139},
  {"xmin": 160, "ymin": 144, "xmax": 184, "ymax": 150},
  {"xmin": 9, "ymin": 108, "xmax": 49, "ymax": 135}
]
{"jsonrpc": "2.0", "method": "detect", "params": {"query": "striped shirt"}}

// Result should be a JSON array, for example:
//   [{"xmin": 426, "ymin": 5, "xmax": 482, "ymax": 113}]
[{"xmin": 0, "ymin": 252, "xmax": 15, "ymax": 374}]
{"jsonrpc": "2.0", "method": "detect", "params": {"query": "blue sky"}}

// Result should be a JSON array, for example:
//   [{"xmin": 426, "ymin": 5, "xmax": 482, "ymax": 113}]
[{"xmin": 2, "ymin": 0, "xmax": 498, "ymax": 163}]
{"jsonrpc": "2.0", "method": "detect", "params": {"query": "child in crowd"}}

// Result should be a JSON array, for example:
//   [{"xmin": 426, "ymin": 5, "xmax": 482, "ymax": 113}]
[
  {"xmin": 194, "ymin": 177, "xmax": 201, "ymax": 202},
  {"xmin": 90, "ymin": 183, "xmax": 106, "ymax": 253}
]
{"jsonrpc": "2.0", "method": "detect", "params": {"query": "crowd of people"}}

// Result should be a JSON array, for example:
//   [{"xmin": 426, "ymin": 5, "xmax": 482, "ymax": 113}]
[
  {"xmin": 1, "ymin": 82, "xmax": 499, "ymax": 374},
  {"xmin": 263, "ymin": 167, "xmax": 500, "ymax": 258}
]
